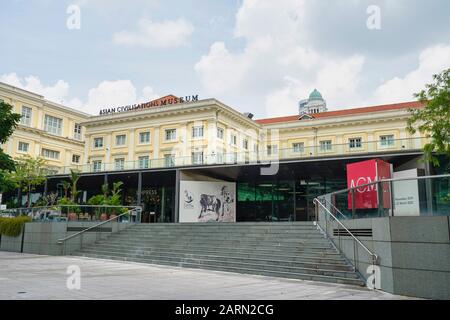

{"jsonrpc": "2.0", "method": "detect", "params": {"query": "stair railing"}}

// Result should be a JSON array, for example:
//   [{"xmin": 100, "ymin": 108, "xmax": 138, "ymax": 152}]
[
  {"xmin": 313, "ymin": 198, "xmax": 378, "ymax": 274},
  {"xmin": 57, "ymin": 207, "xmax": 141, "ymax": 255}
]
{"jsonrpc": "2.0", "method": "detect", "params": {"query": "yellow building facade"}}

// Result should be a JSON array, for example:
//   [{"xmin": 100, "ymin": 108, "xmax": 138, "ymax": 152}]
[{"xmin": 0, "ymin": 81, "xmax": 426, "ymax": 175}]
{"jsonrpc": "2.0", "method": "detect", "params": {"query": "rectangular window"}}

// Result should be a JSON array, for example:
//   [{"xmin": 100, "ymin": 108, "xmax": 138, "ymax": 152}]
[
  {"xmin": 93, "ymin": 137, "xmax": 103, "ymax": 148},
  {"xmin": 138, "ymin": 156, "xmax": 150, "ymax": 169},
  {"xmin": 254, "ymin": 144, "xmax": 259, "ymax": 153},
  {"xmin": 230, "ymin": 152, "xmax": 238, "ymax": 163},
  {"xmin": 139, "ymin": 132, "xmax": 150, "ymax": 144},
  {"xmin": 192, "ymin": 126, "xmax": 204, "ymax": 138},
  {"xmin": 243, "ymin": 139, "xmax": 248, "ymax": 150},
  {"xmin": 217, "ymin": 127, "xmax": 224, "ymax": 139},
  {"xmin": 114, "ymin": 158, "xmax": 125, "ymax": 170},
  {"xmin": 41, "ymin": 148, "xmax": 60, "ymax": 160},
  {"xmin": 292, "ymin": 142, "xmax": 304, "ymax": 153},
  {"xmin": 21, "ymin": 106, "xmax": 32, "ymax": 126},
  {"xmin": 349, "ymin": 137, "xmax": 362, "ymax": 149},
  {"xmin": 93, "ymin": 160, "xmax": 102, "ymax": 172},
  {"xmin": 115, "ymin": 134, "xmax": 126, "ymax": 146},
  {"xmin": 192, "ymin": 152, "xmax": 203, "ymax": 165},
  {"xmin": 319, "ymin": 140, "xmax": 332, "ymax": 151},
  {"xmin": 230, "ymin": 134, "xmax": 237, "ymax": 146},
  {"xmin": 44, "ymin": 115, "xmax": 62, "ymax": 136},
  {"xmin": 216, "ymin": 152, "xmax": 224, "ymax": 164},
  {"xmin": 380, "ymin": 135, "xmax": 395, "ymax": 147},
  {"xmin": 165, "ymin": 129, "xmax": 176, "ymax": 141},
  {"xmin": 267, "ymin": 145, "xmax": 278, "ymax": 155},
  {"xmin": 73, "ymin": 124, "xmax": 82, "ymax": 140},
  {"xmin": 72, "ymin": 154, "xmax": 80, "ymax": 163},
  {"xmin": 18, "ymin": 141, "xmax": 29, "ymax": 152},
  {"xmin": 164, "ymin": 154, "xmax": 175, "ymax": 167}
]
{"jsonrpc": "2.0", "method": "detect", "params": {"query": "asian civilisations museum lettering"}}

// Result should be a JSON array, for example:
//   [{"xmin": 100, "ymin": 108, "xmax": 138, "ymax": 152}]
[{"xmin": 99, "ymin": 94, "xmax": 199, "ymax": 115}]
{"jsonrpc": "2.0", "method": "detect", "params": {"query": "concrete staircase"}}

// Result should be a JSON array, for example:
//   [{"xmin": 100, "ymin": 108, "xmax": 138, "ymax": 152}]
[{"xmin": 73, "ymin": 222, "xmax": 365, "ymax": 286}]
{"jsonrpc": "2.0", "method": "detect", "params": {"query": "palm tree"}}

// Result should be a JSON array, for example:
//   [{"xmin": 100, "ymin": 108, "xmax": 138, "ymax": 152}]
[{"xmin": 69, "ymin": 169, "xmax": 81, "ymax": 202}]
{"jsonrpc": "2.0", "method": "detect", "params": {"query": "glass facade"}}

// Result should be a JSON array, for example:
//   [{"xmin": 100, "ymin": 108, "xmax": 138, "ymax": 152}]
[{"xmin": 236, "ymin": 178, "xmax": 347, "ymax": 222}]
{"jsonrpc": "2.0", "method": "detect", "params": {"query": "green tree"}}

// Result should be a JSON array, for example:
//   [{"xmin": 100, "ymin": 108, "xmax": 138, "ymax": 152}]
[
  {"xmin": 407, "ymin": 68, "xmax": 450, "ymax": 169},
  {"xmin": 0, "ymin": 101, "xmax": 21, "ymax": 191},
  {"xmin": 69, "ymin": 169, "xmax": 81, "ymax": 202},
  {"xmin": 5, "ymin": 155, "xmax": 48, "ymax": 207}
]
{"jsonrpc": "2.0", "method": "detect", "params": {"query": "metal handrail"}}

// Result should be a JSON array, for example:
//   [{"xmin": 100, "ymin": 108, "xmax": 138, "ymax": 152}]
[
  {"xmin": 318, "ymin": 197, "xmax": 348, "ymax": 220},
  {"xmin": 53, "ymin": 136, "xmax": 426, "ymax": 175},
  {"xmin": 313, "ymin": 198, "xmax": 378, "ymax": 265},
  {"xmin": 56, "ymin": 207, "xmax": 140, "ymax": 245},
  {"xmin": 328, "ymin": 174, "xmax": 450, "ymax": 196}
]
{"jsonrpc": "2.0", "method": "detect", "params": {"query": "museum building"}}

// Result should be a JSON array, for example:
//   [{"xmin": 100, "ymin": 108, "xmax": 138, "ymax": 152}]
[{"xmin": 1, "ymin": 81, "xmax": 443, "ymax": 223}]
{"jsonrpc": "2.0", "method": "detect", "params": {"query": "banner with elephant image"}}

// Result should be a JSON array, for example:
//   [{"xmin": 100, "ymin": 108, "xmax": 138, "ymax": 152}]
[{"xmin": 179, "ymin": 181, "xmax": 236, "ymax": 222}]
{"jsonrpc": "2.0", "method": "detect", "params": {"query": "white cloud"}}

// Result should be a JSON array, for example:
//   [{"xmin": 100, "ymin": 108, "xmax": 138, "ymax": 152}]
[
  {"xmin": 84, "ymin": 80, "xmax": 159, "ymax": 112},
  {"xmin": 371, "ymin": 44, "xmax": 450, "ymax": 104},
  {"xmin": 195, "ymin": 0, "xmax": 366, "ymax": 117},
  {"xmin": 113, "ymin": 18, "xmax": 194, "ymax": 48},
  {"xmin": 0, "ymin": 73, "xmax": 70, "ymax": 104},
  {"xmin": 0, "ymin": 73, "xmax": 159, "ymax": 114}
]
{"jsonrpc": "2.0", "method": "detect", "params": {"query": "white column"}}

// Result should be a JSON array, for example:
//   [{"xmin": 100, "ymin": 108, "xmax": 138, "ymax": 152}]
[
  {"xmin": 83, "ymin": 135, "xmax": 90, "ymax": 165},
  {"xmin": 153, "ymin": 126, "xmax": 160, "ymax": 159},
  {"xmin": 128, "ymin": 129, "xmax": 135, "ymax": 167},
  {"xmin": 207, "ymin": 119, "xmax": 217, "ymax": 164},
  {"xmin": 37, "ymin": 108, "xmax": 43, "ymax": 130}
]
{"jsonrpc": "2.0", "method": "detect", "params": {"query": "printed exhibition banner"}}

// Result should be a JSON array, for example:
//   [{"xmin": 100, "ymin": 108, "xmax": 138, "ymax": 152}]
[{"xmin": 179, "ymin": 181, "xmax": 236, "ymax": 223}]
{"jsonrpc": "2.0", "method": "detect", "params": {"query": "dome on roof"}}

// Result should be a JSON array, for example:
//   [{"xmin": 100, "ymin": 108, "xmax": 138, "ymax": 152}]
[{"xmin": 309, "ymin": 89, "xmax": 323, "ymax": 101}]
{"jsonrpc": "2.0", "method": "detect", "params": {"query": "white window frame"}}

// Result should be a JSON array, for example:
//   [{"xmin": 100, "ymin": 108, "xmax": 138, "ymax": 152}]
[
  {"xmin": 292, "ymin": 142, "xmax": 304, "ymax": 153},
  {"xmin": 138, "ymin": 156, "xmax": 150, "ymax": 169},
  {"xmin": 164, "ymin": 154, "xmax": 175, "ymax": 167},
  {"xmin": 41, "ymin": 148, "xmax": 60, "ymax": 160},
  {"xmin": 115, "ymin": 134, "xmax": 126, "ymax": 146},
  {"xmin": 230, "ymin": 134, "xmax": 237, "ymax": 146},
  {"xmin": 93, "ymin": 160, "xmax": 102, "ymax": 172},
  {"xmin": 243, "ymin": 139, "xmax": 248, "ymax": 150},
  {"xmin": 267, "ymin": 145, "xmax": 278, "ymax": 156},
  {"xmin": 21, "ymin": 106, "xmax": 32, "ymax": 126},
  {"xmin": 73, "ymin": 124, "xmax": 82, "ymax": 140},
  {"xmin": 192, "ymin": 126, "xmax": 204, "ymax": 139},
  {"xmin": 18, "ymin": 141, "xmax": 29, "ymax": 152},
  {"xmin": 72, "ymin": 154, "xmax": 80, "ymax": 164},
  {"xmin": 319, "ymin": 140, "xmax": 332, "ymax": 152},
  {"xmin": 380, "ymin": 135, "xmax": 395, "ymax": 147},
  {"xmin": 139, "ymin": 132, "xmax": 151, "ymax": 144},
  {"xmin": 217, "ymin": 127, "xmax": 224, "ymax": 140},
  {"xmin": 93, "ymin": 137, "xmax": 104, "ymax": 149},
  {"xmin": 191, "ymin": 151, "xmax": 204, "ymax": 165},
  {"xmin": 165, "ymin": 129, "xmax": 176, "ymax": 141},
  {"xmin": 44, "ymin": 115, "xmax": 63, "ymax": 136},
  {"xmin": 114, "ymin": 158, "xmax": 125, "ymax": 170},
  {"xmin": 349, "ymin": 137, "xmax": 362, "ymax": 149}
]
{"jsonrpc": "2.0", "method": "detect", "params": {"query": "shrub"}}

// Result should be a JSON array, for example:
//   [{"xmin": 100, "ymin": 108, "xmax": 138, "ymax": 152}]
[{"xmin": 0, "ymin": 216, "xmax": 32, "ymax": 237}]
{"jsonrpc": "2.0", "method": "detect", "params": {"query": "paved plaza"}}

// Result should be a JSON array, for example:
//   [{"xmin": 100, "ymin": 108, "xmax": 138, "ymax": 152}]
[{"xmin": 0, "ymin": 252, "xmax": 413, "ymax": 300}]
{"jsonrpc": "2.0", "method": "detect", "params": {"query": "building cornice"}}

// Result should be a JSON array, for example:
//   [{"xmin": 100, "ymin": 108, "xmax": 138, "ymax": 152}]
[{"xmin": 16, "ymin": 124, "xmax": 85, "ymax": 146}]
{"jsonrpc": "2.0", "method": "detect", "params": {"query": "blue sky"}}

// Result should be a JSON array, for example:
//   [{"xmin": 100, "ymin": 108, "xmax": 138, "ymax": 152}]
[{"xmin": 1, "ymin": 0, "xmax": 449, "ymax": 118}]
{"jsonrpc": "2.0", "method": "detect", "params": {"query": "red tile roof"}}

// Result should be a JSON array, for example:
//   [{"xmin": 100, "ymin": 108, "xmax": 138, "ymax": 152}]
[{"xmin": 254, "ymin": 101, "xmax": 424, "ymax": 124}]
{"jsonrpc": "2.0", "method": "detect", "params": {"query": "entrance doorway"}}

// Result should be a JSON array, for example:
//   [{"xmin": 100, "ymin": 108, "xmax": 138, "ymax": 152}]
[{"xmin": 140, "ymin": 186, "xmax": 174, "ymax": 223}]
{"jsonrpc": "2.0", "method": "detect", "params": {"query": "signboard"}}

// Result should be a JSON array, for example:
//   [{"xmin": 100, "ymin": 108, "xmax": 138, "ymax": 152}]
[
  {"xmin": 392, "ymin": 169, "xmax": 420, "ymax": 216},
  {"xmin": 346, "ymin": 159, "xmax": 391, "ymax": 209},
  {"xmin": 179, "ymin": 181, "xmax": 236, "ymax": 223},
  {"xmin": 99, "ymin": 94, "xmax": 199, "ymax": 115}
]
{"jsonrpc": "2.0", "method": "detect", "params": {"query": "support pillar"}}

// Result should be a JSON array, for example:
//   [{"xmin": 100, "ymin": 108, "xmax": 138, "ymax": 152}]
[
  {"xmin": 137, "ymin": 172, "xmax": 142, "ymax": 206},
  {"xmin": 424, "ymin": 160, "xmax": 434, "ymax": 216},
  {"xmin": 174, "ymin": 170, "xmax": 180, "ymax": 222}
]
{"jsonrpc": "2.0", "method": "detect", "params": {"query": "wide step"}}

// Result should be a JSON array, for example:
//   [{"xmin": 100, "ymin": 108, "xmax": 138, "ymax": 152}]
[{"xmin": 72, "ymin": 222, "xmax": 365, "ymax": 287}]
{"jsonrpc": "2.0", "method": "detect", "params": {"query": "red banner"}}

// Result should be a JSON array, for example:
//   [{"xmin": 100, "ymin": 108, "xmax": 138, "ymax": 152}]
[{"xmin": 347, "ymin": 159, "xmax": 391, "ymax": 209}]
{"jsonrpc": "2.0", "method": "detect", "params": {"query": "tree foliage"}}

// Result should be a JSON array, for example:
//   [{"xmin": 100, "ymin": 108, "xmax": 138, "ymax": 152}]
[
  {"xmin": 0, "ymin": 101, "xmax": 21, "ymax": 190},
  {"xmin": 407, "ymin": 68, "xmax": 450, "ymax": 168},
  {"xmin": 4, "ymin": 155, "xmax": 48, "ymax": 207}
]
